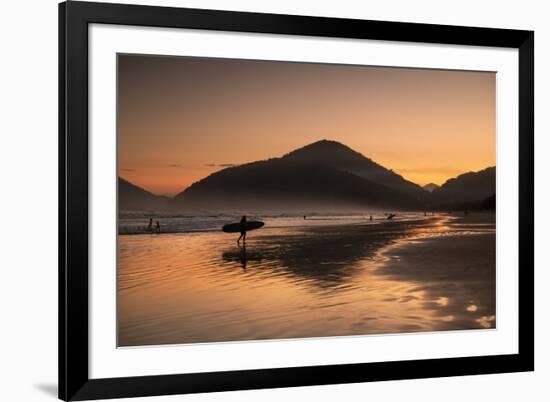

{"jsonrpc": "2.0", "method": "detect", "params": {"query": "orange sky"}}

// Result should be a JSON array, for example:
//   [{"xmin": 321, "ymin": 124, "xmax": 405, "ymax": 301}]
[{"xmin": 118, "ymin": 55, "xmax": 495, "ymax": 196}]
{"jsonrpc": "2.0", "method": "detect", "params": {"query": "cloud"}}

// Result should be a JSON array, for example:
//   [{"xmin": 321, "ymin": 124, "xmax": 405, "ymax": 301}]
[
  {"xmin": 121, "ymin": 168, "xmax": 135, "ymax": 172},
  {"xmin": 168, "ymin": 164, "xmax": 182, "ymax": 168},
  {"xmin": 205, "ymin": 163, "xmax": 237, "ymax": 168}
]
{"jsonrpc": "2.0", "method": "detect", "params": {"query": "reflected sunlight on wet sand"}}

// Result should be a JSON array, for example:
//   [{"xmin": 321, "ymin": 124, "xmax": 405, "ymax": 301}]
[{"xmin": 117, "ymin": 213, "xmax": 495, "ymax": 347}]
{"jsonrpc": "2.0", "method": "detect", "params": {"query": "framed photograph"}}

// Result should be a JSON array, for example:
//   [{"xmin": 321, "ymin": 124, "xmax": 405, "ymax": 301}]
[{"xmin": 59, "ymin": 1, "xmax": 534, "ymax": 400}]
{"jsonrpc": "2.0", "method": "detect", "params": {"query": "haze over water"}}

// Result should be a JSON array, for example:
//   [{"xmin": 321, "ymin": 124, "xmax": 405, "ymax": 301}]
[{"xmin": 118, "ymin": 213, "xmax": 495, "ymax": 346}]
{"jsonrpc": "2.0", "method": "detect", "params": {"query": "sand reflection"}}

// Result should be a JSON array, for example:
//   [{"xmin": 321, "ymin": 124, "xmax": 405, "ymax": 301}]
[{"xmin": 118, "ymin": 214, "xmax": 495, "ymax": 346}]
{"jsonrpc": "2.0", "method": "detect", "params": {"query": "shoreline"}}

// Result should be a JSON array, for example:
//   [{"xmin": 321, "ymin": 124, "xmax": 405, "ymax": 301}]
[{"xmin": 117, "ymin": 212, "xmax": 473, "ymax": 236}]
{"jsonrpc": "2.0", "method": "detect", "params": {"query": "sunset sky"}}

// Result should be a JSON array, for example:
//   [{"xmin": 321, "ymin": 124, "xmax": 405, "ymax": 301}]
[{"xmin": 118, "ymin": 54, "xmax": 496, "ymax": 196}]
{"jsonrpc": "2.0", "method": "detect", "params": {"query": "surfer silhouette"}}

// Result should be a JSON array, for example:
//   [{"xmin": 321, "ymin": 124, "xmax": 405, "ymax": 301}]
[
  {"xmin": 155, "ymin": 220, "xmax": 161, "ymax": 233},
  {"xmin": 147, "ymin": 217, "xmax": 153, "ymax": 232},
  {"xmin": 237, "ymin": 215, "xmax": 247, "ymax": 245},
  {"xmin": 222, "ymin": 217, "xmax": 264, "ymax": 244}
]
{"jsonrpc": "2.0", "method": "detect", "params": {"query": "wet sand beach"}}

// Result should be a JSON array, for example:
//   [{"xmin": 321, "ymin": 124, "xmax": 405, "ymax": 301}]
[{"xmin": 118, "ymin": 213, "xmax": 495, "ymax": 346}]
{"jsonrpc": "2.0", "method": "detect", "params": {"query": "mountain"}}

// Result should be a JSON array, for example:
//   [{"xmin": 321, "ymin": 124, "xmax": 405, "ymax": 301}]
[
  {"xmin": 423, "ymin": 183, "xmax": 440, "ymax": 193},
  {"xmin": 174, "ymin": 140, "xmax": 426, "ymax": 211},
  {"xmin": 118, "ymin": 177, "xmax": 169, "ymax": 211},
  {"xmin": 283, "ymin": 140, "xmax": 430, "ymax": 202},
  {"xmin": 432, "ymin": 167, "xmax": 496, "ymax": 206}
]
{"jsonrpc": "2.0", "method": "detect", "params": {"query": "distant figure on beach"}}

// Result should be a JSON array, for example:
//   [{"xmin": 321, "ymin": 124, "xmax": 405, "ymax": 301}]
[
  {"xmin": 147, "ymin": 218, "xmax": 153, "ymax": 232},
  {"xmin": 238, "ymin": 215, "xmax": 247, "ymax": 245},
  {"xmin": 304, "ymin": 215, "xmax": 306, "ymax": 220},
  {"xmin": 369, "ymin": 215, "xmax": 373, "ymax": 221},
  {"xmin": 424, "ymin": 211, "xmax": 427, "ymax": 216},
  {"xmin": 387, "ymin": 213, "xmax": 396, "ymax": 220},
  {"xmin": 155, "ymin": 220, "xmax": 161, "ymax": 233}
]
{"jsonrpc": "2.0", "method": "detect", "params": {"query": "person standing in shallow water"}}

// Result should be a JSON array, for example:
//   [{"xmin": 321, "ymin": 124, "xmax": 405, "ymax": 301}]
[
  {"xmin": 237, "ymin": 215, "xmax": 247, "ymax": 245},
  {"xmin": 155, "ymin": 220, "xmax": 161, "ymax": 233}
]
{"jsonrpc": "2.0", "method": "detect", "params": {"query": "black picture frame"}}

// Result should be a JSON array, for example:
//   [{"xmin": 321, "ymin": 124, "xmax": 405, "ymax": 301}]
[{"xmin": 59, "ymin": 1, "xmax": 534, "ymax": 400}]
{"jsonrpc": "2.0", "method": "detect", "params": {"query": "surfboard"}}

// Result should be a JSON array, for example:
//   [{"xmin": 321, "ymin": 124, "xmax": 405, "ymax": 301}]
[{"xmin": 222, "ymin": 221, "xmax": 264, "ymax": 233}]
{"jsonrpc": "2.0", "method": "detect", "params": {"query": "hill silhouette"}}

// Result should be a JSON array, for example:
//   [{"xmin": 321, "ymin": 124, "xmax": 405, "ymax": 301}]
[
  {"xmin": 284, "ymin": 140, "xmax": 429, "ymax": 202},
  {"xmin": 175, "ymin": 160, "xmax": 422, "ymax": 211},
  {"xmin": 432, "ymin": 167, "xmax": 495, "ymax": 205},
  {"xmin": 118, "ymin": 177, "xmax": 169, "ymax": 211},
  {"xmin": 174, "ymin": 140, "xmax": 428, "ymax": 211}
]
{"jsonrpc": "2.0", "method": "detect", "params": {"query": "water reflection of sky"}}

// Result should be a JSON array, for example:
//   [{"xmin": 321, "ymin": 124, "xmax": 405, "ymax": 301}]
[{"xmin": 118, "ymin": 214, "xmax": 495, "ymax": 347}]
